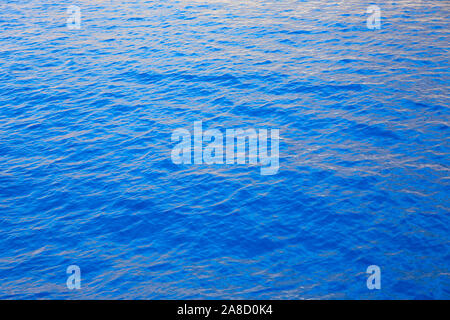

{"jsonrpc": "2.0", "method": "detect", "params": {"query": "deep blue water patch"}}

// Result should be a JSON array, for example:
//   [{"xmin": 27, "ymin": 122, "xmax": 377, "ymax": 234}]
[{"xmin": 0, "ymin": 0, "xmax": 448, "ymax": 299}]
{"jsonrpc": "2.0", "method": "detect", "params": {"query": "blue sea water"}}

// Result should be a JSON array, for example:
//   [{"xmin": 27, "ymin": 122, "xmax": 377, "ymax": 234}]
[{"xmin": 0, "ymin": 0, "xmax": 449, "ymax": 299}]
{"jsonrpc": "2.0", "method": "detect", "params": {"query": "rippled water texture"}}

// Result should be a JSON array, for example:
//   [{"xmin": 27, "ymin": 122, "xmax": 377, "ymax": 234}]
[{"xmin": 0, "ymin": 0, "xmax": 449, "ymax": 299}]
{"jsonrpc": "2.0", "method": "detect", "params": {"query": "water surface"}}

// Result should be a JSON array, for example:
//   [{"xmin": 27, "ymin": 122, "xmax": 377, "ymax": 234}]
[{"xmin": 0, "ymin": 0, "xmax": 449, "ymax": 299}]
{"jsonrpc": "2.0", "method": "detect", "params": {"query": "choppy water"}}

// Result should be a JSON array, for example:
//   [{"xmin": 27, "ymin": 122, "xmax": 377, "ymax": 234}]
[{"xmin": 0, "ymin": 0, "xmax": 449, "ymax": 299}]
